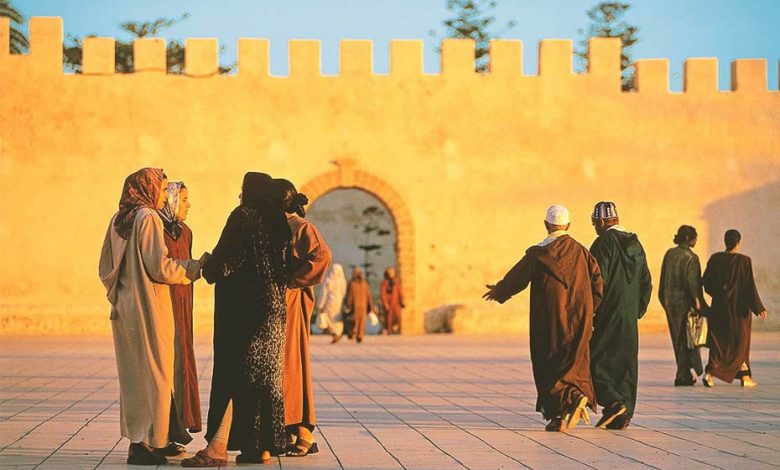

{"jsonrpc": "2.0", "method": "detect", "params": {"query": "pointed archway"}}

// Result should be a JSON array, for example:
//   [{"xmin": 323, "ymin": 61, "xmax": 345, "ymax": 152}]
[{"xmin": 300, "ymin": 160, "xmax": 418, "ymax": 334}]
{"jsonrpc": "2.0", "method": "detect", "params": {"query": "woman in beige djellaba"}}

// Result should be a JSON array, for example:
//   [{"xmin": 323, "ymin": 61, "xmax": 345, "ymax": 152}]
[{"xmin": 99, "ymin": 168, "xmax": 206, "ymax": 465}]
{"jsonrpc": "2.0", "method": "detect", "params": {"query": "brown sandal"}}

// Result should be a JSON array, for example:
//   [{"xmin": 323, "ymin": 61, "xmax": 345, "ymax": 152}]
[
  {"xmin": 181, "ymin": 449, "xmax": 228, "ymax": 468},
  {"xmin": 286, "ymin": 439, "xmax": 319, "ymax": 457},
  {"xmin": 159, "ymin": 442, "xmax": 186, "ymax": 456}
]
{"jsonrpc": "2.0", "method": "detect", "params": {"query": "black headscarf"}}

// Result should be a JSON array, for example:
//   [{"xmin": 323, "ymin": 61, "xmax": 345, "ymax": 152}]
[
  {"xmin": 241, "ymin": 172, "xmax": 292, "ymax": 248},
  {"xmin": 272, "ymin": 178, "xmax": 308, "ymax": 218},
  {"xmin": 242, "ymin": 172, "xmax": 274, "ymax": 208}
]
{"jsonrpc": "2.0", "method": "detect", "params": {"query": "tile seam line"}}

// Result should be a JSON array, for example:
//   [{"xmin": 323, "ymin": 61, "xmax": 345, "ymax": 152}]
[
  {"xmin": 32, "ymin": 383, "xmax": 117, "ymax": 469},
  {"xmin": 0, "ymin": 375, "xmax": 77, "ymax": 420},
  {"xmin": 400, "ymin": 362, "xmax": 696, "ymax": 470},
  {"xmin": 632, "ymin": 403, "xmax": 780, "ymax": 457},
  {"xmin": 319, "ymin": 362, "xmax": 409, "ymax": 470},
  {"xmin": 633, "ymin": 421, "xmax": 773, "ymax": 469},
  {"xmin": 395, "ymin": 361, "xmax": 741, "ymax": 470},
  {"xmin": 0, "ymin": 360, "xmax": 112, "ymax": 451},
  {"xmin": 313, "ymin": 423, "xmax": 345, "ymax": 470},
  {"xmin": 388, "ymin": 361, "xmax": 625, "ymax": 469},
  {"xmin": 0, "ymin": 375, "xmax": 56, "ymax": 407},
  {"xmin": 91, "ymin": 435, "xmax": 123, "ymax": 469},
  {"xmin": 322, "ymin": 352, "xmax": 450, "ymax": 466},
  {"xmin": 383, "ymin": 361, "xmax": 600, "ymax": 470},
  {"xmin": 354, "ymin": 361, "xmax": 533, "ymax": 469},
  {"xmin": 325, "ymin": 356, "xmax": 469, "ymax": 469},
  {"xmin": 603, "ymin": 430, "xmax": 730, "ymax": 470}
]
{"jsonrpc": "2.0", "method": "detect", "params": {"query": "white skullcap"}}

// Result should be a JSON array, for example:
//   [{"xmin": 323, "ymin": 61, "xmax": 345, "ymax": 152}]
[{"xmin": 545, "ymin": 205, "xmax": 570, "ymax": 225}]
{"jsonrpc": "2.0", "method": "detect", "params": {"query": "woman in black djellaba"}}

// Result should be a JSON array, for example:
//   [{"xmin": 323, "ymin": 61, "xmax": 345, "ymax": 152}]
[{"xmin": 183, "ymin": 172, "xmax": 291, "ymax": 467}]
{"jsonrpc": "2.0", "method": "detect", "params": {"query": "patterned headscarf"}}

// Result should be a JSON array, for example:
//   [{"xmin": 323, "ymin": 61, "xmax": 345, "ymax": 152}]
[
  {"xmin": 114, "ymin": 168, "xmax": 166, "ymax": 240},
  {"xmin": 159, "ymin": 181, "xmax": 186, "ymax": 239}
]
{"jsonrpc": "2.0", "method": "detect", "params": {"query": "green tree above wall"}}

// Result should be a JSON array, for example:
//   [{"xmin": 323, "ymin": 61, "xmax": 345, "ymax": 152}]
[
  {"xmin": 0, "ymin": 0, "xmax": 29, "ymax": 53},
  {"xmin": 576, "ymin": 1, "xmax": 640, "ymax": 91},
  {"xmin": 63, "ymin": 14, "xmax": 235, "ymax": 74},
  {"xmin": 430, "ymin": 0, "xmax": 517, "ymax": 73}
]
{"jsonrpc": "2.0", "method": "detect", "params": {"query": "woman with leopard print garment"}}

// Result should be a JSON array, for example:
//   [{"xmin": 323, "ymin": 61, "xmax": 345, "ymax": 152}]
[{"xmin": 184, "ymin": 172, "xmax": 291, "ymax": 467}]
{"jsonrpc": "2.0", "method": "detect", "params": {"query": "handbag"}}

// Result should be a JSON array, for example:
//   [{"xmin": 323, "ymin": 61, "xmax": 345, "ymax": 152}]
[
  {"xmin": 316, "ymin": 311, "xmax": 330, "ymax": 330},
  {"xmin": 686, "ymin": 309, "xmax": 708, "ymax": 349}
]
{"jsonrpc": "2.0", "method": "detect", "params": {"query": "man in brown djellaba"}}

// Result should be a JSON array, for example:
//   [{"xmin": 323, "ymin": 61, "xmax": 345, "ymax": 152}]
[{"xmin": 483, "ymin": 205, "xmax": 603, "ymax": 432}]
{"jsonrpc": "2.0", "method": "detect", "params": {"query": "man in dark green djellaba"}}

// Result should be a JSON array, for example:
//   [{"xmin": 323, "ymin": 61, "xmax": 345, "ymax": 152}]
[{"xmin": 589, "ymin": 201, "xmax": 652, "ymax": 430}]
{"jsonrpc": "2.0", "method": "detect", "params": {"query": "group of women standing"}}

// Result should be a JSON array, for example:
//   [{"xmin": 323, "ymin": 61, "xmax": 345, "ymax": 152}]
[{"xmin": 99, "ymin": 168, "xmax": 331, "ymax": 466}]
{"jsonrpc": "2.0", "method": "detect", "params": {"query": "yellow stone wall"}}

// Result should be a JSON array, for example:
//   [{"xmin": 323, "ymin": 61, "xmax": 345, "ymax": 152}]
[{"xmin": 1, "ymin": 17, "xmax": 778, "ymax": 335}]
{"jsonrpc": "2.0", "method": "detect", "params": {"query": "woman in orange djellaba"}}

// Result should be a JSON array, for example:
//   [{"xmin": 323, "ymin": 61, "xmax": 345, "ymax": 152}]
[
  {"xmin": 273, "ymin": 179, "xmax": 332, "ymax": 457},
  {"xmin": 380, "ymin": 267, "xmax": 404, "ymax": 334}
]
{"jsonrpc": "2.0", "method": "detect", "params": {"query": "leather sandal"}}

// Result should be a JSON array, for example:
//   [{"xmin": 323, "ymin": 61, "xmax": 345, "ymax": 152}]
[
  {"xmin": 159, "ymin": 442, "xmax": 186, "ymax": 456},
  {"xmin": 702, "ymin": 373, "xmax": 714, "ymax": 388},
  {"xmin": 564, "ymin": 395, "xmax": 589, "ymax": 430},
  {"xmin": 595, "ymin": 401, "xmax": 627, "ymax": 429},
  {"xmin": 286, "ymin": 439, "xmax": 319, "ymax": 457},
  {"xmin": 741, "ymin": 376, "xmax": 758, "ymax": 387},
  {"xmin": 181, "ymin": 449, "xmax": 228, "ymax": 468}
]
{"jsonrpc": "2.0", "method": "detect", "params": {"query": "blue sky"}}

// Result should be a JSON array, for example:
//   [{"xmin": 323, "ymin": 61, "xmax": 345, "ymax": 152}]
[{"xmin": 14, "ymin": 0, "xmax": 780, "ymax": 90}]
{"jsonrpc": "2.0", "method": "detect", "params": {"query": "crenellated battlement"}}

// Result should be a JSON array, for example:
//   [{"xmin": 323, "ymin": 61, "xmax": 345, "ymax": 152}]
[
  {"xmin": 1, "ymin": 17, "xmax": 779, "ymax": 336},
  {"xmin": 0, "ymin": 16, "xmax": 775, "ymax": 94}
]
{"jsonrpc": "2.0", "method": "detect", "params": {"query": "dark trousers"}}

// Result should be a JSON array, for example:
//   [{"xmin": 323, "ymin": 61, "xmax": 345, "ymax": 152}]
[{"xmin": 667, "ymin": 307, "xmax": 704, "ymax": 380}]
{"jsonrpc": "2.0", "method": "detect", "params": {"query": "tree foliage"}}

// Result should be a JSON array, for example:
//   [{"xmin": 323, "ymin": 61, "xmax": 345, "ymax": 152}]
[
  {"xmin": 430, "ymin": 0, "xmax": 516, "ymax": 73},
  {"xmin": 353, "ymin": 205, "xmax": 392, "ymax": 281},
  {"xmin": 63, "ymin": 13, "xmax": 235, "ymax": 74},
  {"xmin": 1, "ymin": 0, "xmax": 29, "ymax": 54},
  {"xmin": 576, "ymin": 2, "xmax": 639, "ymax": 91}
]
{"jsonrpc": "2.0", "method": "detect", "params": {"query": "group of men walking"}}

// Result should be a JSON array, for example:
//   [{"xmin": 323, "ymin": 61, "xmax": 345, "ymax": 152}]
[
  {"xmin": 484, "ymin": 201, "xmax": 767, "ymax": 432},
  {"xmin": 484, "ymin": 202, "xmax": 649, "ymax": 431}
]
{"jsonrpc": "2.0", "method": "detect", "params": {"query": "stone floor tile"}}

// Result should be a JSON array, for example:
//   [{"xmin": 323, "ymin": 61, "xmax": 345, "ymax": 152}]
[{"xmin": 1, "ymin": 333, "xmax": 779, "ymax": 469}]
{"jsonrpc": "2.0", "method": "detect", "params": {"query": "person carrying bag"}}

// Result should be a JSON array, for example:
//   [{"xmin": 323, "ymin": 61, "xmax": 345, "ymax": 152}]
[{"xmin": 686, "ymin": 307, "xmax": 708, "ymax": 349}]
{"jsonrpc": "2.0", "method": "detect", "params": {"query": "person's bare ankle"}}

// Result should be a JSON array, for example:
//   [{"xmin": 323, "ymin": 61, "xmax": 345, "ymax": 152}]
[
  {"xmin": 205, "ymin": 445, "xmax": 227, "ymax": 460},
  {"xmin": 297, "ymin": 426, "xmax": 314, "ymax": 443}
]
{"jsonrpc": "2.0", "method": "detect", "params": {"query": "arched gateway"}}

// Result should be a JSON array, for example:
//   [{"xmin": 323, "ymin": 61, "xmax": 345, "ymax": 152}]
[{"xmin": 300, "ymin": 160, "xmax": 419, "ymax": 334}]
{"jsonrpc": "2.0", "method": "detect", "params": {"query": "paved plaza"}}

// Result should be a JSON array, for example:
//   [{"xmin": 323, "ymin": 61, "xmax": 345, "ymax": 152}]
[{"xmin": 1, "ymin": 332, "xmax": 779, "ymax": 469}]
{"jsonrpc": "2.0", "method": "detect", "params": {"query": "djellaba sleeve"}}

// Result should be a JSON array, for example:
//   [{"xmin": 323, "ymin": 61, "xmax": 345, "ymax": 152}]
[
  {"xmin": 202, "ymin": 208, "xmax": 247, "ymax": 284},
  {"xmin": 492, "ymin": 254, "xmax": 537, "ymax": 304},
  {"xmin": 289, "ymin": 221, "xmax": 332, "ymax": 289},
  {"xmin": 138, "ymin": 210, "xmax": 200, "ymax": 284}
]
